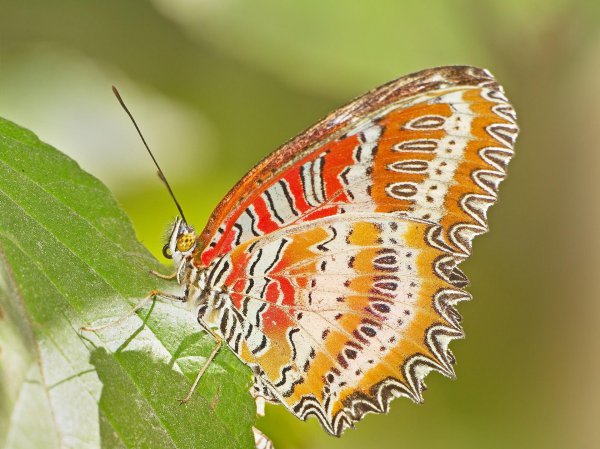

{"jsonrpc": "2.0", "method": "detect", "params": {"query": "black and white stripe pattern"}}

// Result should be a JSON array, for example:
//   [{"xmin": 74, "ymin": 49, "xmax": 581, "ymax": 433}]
[
  {"xmin": 261, "ymin": 179, "xmax": 300, "ymax": 225},
  {"xmin": 338, "ymin": 125, "xmax": 381, "ymax": 206},
  {"xmin": 300, "ymin": 152, "xmax": 328, "ymax": 207}
]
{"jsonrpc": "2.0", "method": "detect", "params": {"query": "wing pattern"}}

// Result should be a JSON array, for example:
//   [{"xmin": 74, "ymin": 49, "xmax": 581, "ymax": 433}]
[
  {"xmin": 189, "ymin": 66, "xmax": 517, "ymax": 435},
  {"xmin": 198, "ymin": 215, "xmax": 468, "ymax": 435},
  {"xmin": 197, "ymin": 66, "xmax": 517, "ymax": 266}
]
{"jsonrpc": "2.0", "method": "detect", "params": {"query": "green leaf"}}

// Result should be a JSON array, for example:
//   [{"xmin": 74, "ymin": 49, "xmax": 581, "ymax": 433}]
[{"xmin": 0, "ymin": 117, "xmax": 256, "ymax": 449}]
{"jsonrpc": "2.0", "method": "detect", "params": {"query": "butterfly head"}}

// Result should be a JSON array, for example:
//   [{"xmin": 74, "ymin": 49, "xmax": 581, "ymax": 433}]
[{"xmin": 163, "ymin": 217, "xmax": 197, "ymax": 265}]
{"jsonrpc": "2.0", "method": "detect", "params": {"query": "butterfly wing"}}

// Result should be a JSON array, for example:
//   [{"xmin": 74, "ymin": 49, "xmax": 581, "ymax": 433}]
[
  {"xmin": 201, "ymin": 214, "xmax": 468, "ymax": 435},
  {"xmin": 196, "ymin": 65, "xmax": 517, "ymax": 267},
  {"xmin": 193, "ymin": 65, "xmax": 517, "ymax": 434}
]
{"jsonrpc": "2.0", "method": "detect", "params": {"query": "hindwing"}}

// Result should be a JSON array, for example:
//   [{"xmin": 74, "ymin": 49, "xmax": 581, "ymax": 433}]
[{"xmin": 201, "ymin": 214, "xmax": 469, "ymax": 435}]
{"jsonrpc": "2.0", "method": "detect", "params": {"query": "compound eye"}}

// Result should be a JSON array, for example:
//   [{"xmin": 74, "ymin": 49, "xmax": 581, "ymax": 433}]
[
  {"xmin": 176, "ymin": 233, "xmax": 195, "ymax": 252},
  {"xmin": 162, "ymin": 244, "xmax": 173, "ymax": 259}
]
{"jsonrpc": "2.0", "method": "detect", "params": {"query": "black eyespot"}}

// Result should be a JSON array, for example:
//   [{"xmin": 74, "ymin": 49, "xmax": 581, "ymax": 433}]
[{"xmin": 162, "ymin": 244, "xmax": 173, "ymax": 259}]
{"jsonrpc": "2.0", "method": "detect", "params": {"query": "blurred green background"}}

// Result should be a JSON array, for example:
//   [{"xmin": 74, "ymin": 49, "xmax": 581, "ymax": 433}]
[{"xmin": 1, "ymin": 1, "xmax": 599, "ymax": 448}]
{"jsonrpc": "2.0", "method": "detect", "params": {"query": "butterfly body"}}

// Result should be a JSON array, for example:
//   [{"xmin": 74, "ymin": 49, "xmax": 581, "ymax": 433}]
[{"xmin": 164, "ymin": 66, "xmax": 518, "ymax": 436}]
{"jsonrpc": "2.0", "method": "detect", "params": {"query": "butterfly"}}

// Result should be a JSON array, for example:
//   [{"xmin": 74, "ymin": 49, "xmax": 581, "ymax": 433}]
[{"xmin": 157, "ymin": 65, "xmax": 517, "ymax": 436}]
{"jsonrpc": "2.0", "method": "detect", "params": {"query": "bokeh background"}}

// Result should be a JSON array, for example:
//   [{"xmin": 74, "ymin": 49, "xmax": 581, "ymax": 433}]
[{"xmin": 1, "ymin": 1, "xmax": 599, "ymax": 448}]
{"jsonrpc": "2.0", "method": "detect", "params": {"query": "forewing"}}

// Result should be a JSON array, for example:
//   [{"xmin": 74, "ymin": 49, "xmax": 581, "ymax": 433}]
[
  {"xmin": 202, "ymin": 214, "xmax": 469, "ymax": 435},
  {"xmin": 196, "ymin": 65, "xmax": 517, "ymax": 267}
]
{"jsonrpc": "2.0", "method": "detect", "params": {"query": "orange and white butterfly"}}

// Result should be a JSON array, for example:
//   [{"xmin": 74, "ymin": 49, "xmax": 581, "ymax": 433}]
[{"xmin": 160, "ymin": 66, "xmax": 517, "ymax": 436}]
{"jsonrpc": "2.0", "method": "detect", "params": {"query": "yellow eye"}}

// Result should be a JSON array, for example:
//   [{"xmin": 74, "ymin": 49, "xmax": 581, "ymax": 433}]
[{"xmin": 176, "ymin": 233, "xmax": 195, "ymax": 252}]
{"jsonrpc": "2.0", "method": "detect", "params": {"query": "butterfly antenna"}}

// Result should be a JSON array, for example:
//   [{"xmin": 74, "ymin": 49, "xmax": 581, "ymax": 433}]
[{"xmin": 112, "ymin": 86, "xmax": 188, "ymax": 223}]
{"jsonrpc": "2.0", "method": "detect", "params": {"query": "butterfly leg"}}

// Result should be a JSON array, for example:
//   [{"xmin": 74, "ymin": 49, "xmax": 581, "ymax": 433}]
[
  {"xmin": 149, "ymin": 269, "xmax": 178, "ymax": 280},
  {"xmin": 80, "ymin": 290, "xmax": 184, "ymax": 332},
  {"xmin": 179, "ymin": 328, "xmax": 223, "ymax": 404}
]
